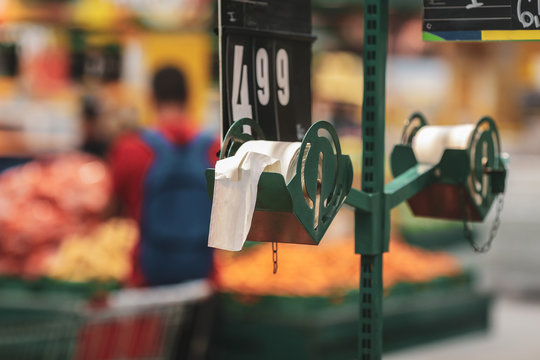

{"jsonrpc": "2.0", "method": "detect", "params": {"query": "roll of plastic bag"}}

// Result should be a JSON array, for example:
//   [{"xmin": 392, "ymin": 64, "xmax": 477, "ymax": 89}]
[
  {"xmin": 208, "ymin": 141, "xmax": 301, "ymax": 251},
  {"xmin": 412, "ymin": 125, "xmax": 475, "ymax": 165}
]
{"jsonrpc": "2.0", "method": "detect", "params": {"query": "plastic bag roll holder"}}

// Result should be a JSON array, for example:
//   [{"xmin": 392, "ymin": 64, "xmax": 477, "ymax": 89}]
[
  {"xmin": 206, "ymin": 118, "xmax": 354, "ymax": 245},
  {"xmin": 390, "ymin": 112, "xmax": 508, "ymax": 222}
]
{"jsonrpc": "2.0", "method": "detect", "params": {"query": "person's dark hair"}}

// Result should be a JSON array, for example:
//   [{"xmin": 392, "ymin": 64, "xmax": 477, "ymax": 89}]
[{"xmin": 152, "ymin": 66, "xmax": 188, "ymax": 106}]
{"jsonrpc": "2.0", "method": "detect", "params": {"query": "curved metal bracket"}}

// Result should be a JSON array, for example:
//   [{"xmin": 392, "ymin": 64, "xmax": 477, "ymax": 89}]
[
  {"xmin": 288, "ymin": 121, "xmax": 353, "ymax": 243},
  {"xmin": 401, "ymin": 112, "xmax": 427, "ymax": 146},
  {"xmin": 220, "ymin": 118, "xmax": 266, "ymax": 160}
]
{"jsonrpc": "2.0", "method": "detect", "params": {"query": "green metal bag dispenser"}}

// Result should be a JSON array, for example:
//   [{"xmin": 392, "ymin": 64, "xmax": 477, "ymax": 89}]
[
  {"xmin": 211, "ymin": 0, "xmax": 512, "ymax": 358},
  {"xmin": 207, "ymin": 118, "xmax": 353, "ymax": 246},
  {"xmin": 391, "ymin": 113, "xmax": 507, "ymax": 222}
]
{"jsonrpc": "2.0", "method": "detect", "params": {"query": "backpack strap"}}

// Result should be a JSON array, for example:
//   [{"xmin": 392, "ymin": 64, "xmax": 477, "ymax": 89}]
[
  {"xmin": 141, "ymin": 130, "xmax": 171, "ymax": 159},
  {"xmin": 142, "ymin": 129, "xmax": 216, "ymax": 166},
  {"xmin": 190, "ymin": 132, "xmax": 216, "ymax": 168}
]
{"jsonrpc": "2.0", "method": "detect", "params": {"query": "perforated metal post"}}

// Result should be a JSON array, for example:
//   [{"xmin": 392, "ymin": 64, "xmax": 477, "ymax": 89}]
[{"xmin": 357, "ymin": 1, "xmax": 389, "ymax": 359}]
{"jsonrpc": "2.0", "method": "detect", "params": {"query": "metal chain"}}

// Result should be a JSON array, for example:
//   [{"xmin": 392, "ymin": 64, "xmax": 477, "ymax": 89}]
[
  {"xmin": 461, "ymin": 188, "xmax": 505, "ymax": 253},
  {"xmin": 272, "ymin": 242, "xmax": 278, "ymax": 274}
]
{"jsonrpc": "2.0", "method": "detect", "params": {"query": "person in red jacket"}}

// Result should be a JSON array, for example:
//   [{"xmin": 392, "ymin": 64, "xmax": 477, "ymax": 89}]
[{"xmin": 108, "ymin": 66, "xmax": 219, "ymax": 287}]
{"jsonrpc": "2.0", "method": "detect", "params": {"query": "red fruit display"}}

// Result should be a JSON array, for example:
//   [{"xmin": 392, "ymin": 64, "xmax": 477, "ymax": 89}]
[{"xmin": 0, "ymin": 153, "xmax": 112, "ymax": 278}]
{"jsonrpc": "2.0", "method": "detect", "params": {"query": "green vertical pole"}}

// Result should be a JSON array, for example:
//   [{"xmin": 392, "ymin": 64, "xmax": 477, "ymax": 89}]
[
  {"xmin": 357, "ymin": 1, "xmax": 389, "ymax": 360},
  {"xmin": 359, "ymin": 255, "xmax": 383, "ymax": 359}
]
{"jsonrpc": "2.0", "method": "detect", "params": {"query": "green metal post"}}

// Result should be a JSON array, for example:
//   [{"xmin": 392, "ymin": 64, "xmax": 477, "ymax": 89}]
[{"xmin": 357, "ymin": 1, "xmax": 389, "ymax": 360}]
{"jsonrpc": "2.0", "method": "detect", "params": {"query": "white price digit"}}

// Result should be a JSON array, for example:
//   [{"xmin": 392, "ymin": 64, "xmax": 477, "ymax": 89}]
[
  {"xmin": 231, "ymin": 45, "xmax": 253, "ymax": 121},
  {"xmin": 517, "ymin": 0, "xmax": 540, "ymax": 28},
  {"xmin": 465, "ymin": 0, "xmax": 483, "ymax": 10},
  {"xmin": 230, "ymin": 45, "xmax": 291, "ymax": 118},
  {"xmin": 276, "ymin": 48, "xmax": 290, "ymax": 106},
  {"xmin": 256, "ymin": 48, "xmax": 270, "ymax": 106}
]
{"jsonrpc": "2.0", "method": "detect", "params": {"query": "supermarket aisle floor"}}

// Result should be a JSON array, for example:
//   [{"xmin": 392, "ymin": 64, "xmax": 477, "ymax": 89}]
[
  {"xmin": 385, "ymin": 296, "xmax": 540, "ymax": 360},
  {"xmin": 475, "ymin": 154, "xmax": 540, "ymax": 295},
  {"xmin": 386, "ymin": 151, "xmax": 540, "ymax": 360}
]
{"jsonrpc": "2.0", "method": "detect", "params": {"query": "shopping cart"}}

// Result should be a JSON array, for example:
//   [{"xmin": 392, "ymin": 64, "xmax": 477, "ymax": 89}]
[{"xmin": 0, "ymin": 279, "xmax": 214, "ymax": 360}]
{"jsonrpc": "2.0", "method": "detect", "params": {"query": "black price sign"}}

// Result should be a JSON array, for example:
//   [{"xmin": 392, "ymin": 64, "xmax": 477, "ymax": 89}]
[
  {"xmin": 423, "ymin": 0, "xmax": 540, "ymax": 41},
  {"xmin": 219, "ymin": 0, "xmax": 314, "ymax": 141},
  {"xmin": 71, "ymin": 45, "xmax": 121, "ymax": 83},
  {"xmin": 0, "ymin": 44, "xmax": 18, "ymax": 77}
]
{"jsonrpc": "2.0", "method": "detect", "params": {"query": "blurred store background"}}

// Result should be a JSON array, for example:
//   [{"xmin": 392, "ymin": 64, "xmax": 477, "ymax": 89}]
[{"xmin": 0, "ymin": 0, "xmax": 538, "ymax": 359}]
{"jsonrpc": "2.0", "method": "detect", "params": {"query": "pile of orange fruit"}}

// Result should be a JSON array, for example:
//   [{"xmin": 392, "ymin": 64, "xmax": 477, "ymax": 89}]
[{"xmin": 215, "ymin": 236, "xmax": 461, "ymax": 297}]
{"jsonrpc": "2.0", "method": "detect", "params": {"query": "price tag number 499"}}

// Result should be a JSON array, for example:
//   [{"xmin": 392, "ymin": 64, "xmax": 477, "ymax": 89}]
[{"xmin": 231, "ymin": 45, "xmax": 290, "ymax": 121}]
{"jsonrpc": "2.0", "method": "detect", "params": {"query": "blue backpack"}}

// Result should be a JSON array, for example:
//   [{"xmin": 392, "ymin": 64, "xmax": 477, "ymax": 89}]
[{"xmin": 140, "ymin": 130, "xmax": 214, "ymax": 285}]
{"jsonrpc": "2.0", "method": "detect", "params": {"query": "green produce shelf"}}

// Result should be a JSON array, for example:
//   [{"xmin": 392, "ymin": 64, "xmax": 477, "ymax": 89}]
[{"xmin": 214, "ymin": 274, "xmax": 491, "ymax": 360}]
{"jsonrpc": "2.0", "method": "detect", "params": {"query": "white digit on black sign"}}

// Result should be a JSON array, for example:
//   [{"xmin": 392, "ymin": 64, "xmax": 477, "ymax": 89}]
[
  {"xmin": 517, "ymin": 0, "xmax": 540, "ymax": 28},
  {"xmin": 231, "ymin": 45, "xmax": 253, "ymax": 121},
  {"xmin": 465, "ymin": 0, "xmax": 483, "ymax": 10},
  {"xmin": 256, "ymin": 48, "xmax": 270, "ymax": 106},
  {"xmin": 276, "ymin": 49, "xmax": 290, "ymax": 106}
]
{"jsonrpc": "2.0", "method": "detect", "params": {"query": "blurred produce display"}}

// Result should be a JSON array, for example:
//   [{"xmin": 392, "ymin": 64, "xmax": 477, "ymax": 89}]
[
  {"xmin": 0, "ymin": 152, "xmax": 112, "ymax": 278},
  {"xmin": 0, "ymin": 0, "xmax": 213, "ymax": 31},
  {"xmin": 48, "ymin": 218, "xmax": 137, "ymax": 282},
  {"xmin": 215, "ymin": 237, "xmax": 461, "ymax": 297}
]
